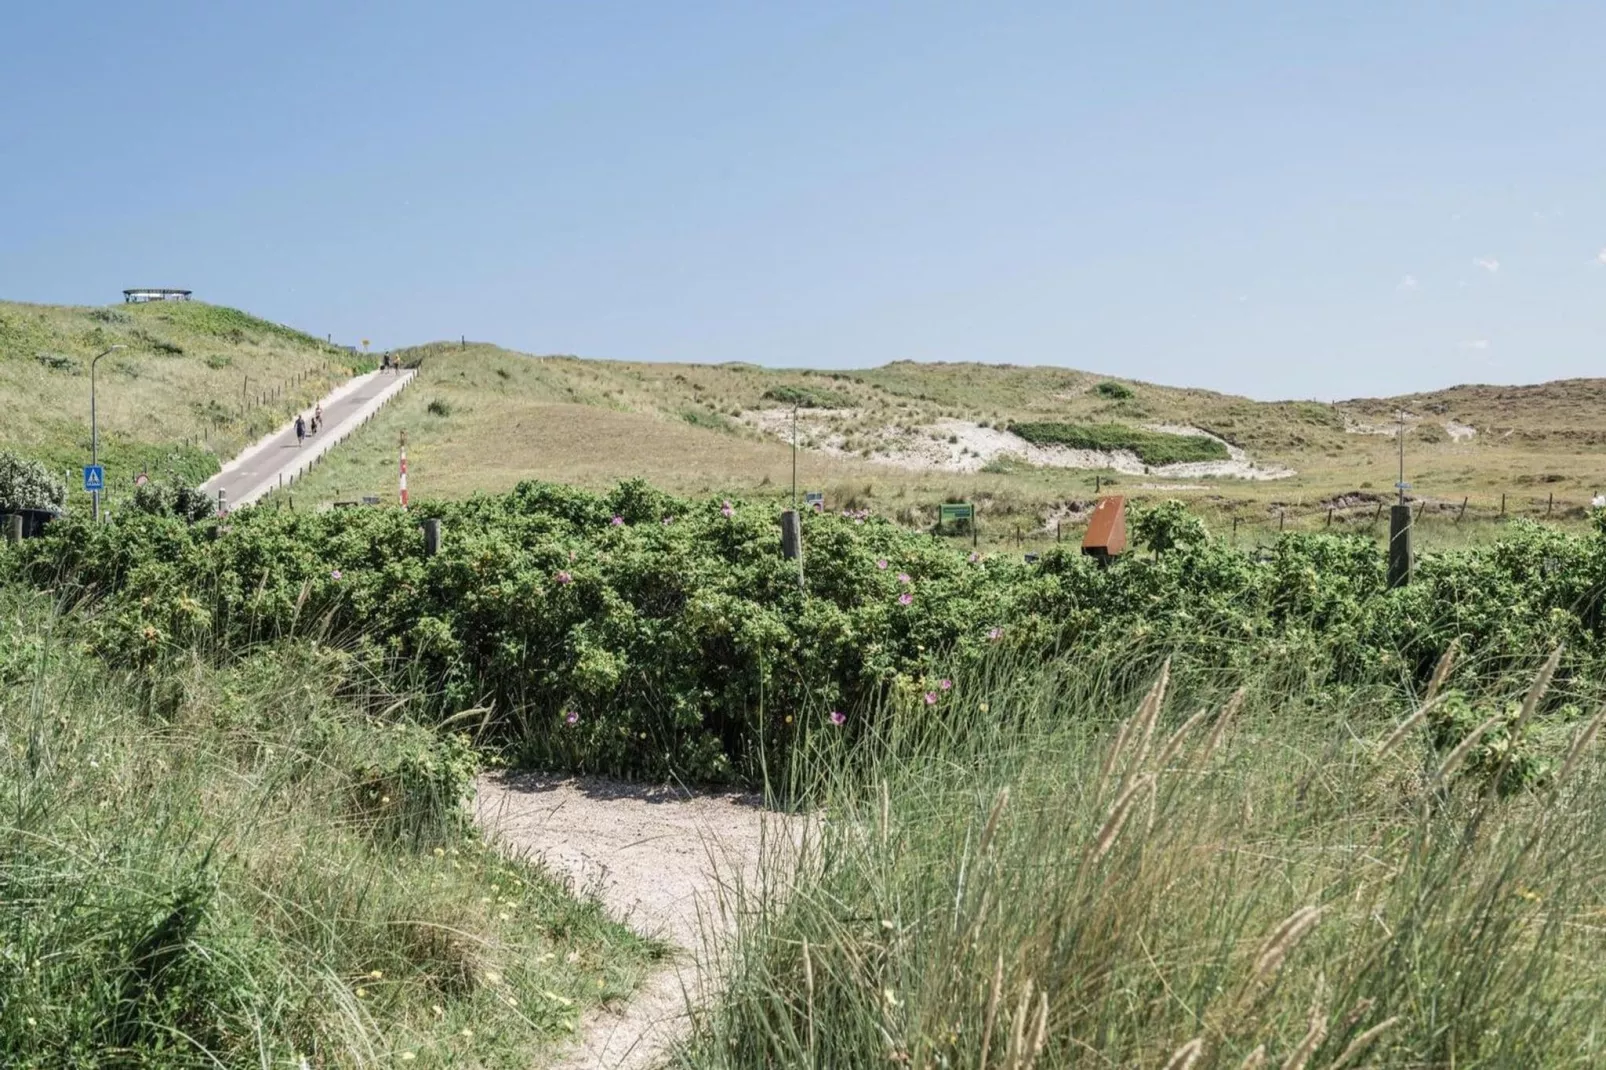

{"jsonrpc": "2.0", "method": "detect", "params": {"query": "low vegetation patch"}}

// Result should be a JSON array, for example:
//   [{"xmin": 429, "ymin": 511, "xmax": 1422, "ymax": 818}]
[
  {"xmin": 761, "ymin": 383, "xmax": 856, "ymax": 409},
  {"xmin": 1093, "ymin": 379, "xmax": 1134, "ymax": 399},
  {"xmin": 1009, "ymin": 421, "xmax": 1229, "ymax": 466},
  {"xmin": 0, "ymin": 592, "xmax": 658, "ymax": 1068}
]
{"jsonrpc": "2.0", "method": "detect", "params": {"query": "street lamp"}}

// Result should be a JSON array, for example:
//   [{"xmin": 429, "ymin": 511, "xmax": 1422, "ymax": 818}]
[{"xmin": 90, "ymin": 345, "xmax": 126, "ymax": 521}]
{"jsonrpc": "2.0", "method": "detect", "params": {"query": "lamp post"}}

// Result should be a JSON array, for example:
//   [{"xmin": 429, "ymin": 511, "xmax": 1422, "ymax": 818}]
[{"xmin": 90, "ymin": 345, "xmax": 126, "ymax": 521}]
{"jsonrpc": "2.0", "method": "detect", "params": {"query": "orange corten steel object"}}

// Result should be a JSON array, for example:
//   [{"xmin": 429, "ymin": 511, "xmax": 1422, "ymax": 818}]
[{"xmin": 1081, "ymin": 496, "xmax": 1127, "ymax": 559}]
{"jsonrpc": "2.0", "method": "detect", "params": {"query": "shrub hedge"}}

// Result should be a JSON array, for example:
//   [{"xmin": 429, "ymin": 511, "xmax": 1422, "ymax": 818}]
[{"xmin": 8, "ymin": 480, "xmax": 1605, "ymax": 783}]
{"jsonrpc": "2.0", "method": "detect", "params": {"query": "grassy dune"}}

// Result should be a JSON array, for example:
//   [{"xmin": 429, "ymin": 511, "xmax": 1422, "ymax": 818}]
[
  {"xmin": 6, "ymin": 298, "xmax": 1605, "ymax": 544},
  {"xmin": 685, "ymin": 652, "xmax": 1606, "ymax": 1068},
  {"xmin": 0, "ymin": 300, "xmax": 365, "ymax": 496},
  {"xmin": 278, "ymin": 342, "xmax": 1597, "ymax": 553}
]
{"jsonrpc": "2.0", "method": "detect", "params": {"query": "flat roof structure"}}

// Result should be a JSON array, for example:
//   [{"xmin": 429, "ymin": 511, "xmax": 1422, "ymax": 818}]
[{"xmin": 123, "ymin": 288, "xmax": 193, "ymax": 303}]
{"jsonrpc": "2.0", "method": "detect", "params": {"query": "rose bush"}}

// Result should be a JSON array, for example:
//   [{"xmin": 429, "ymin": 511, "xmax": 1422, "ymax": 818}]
[{"xmin": 9, "ymin": 483, "xmax": 1605, "ymax": 782}]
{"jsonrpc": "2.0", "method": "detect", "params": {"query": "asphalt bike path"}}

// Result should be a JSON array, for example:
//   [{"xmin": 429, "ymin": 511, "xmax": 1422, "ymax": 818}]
[{"xmin": 199, "ymin": 368, "xmax": 415, "ymax": 511}]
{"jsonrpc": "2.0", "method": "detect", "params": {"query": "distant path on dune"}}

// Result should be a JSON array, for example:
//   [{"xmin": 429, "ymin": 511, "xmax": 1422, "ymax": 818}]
[{"xmin": 198, "ymin": 368, "xmax": 415, "ymax": 510}]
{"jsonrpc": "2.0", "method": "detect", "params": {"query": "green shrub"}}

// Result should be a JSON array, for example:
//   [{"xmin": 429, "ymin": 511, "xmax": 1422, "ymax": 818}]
[
  {"xmin": 129, "ymin": 480, "xmax": 214, "ymax": 522},
  {"xmin": 427, "ymin": 398, "xmax": 453, "ymax": 417},
  {"xmin": 1131, "ymin": 499, "xmax": 1208, "ymax": 553},
  {"xmin": 0, "ymin": 451, "xmax": 66, "ymax": 512},
  {"xmin": 132, "ymin": 329, "xmax": 184, "ymax": 356},
  {"xmin": 13, "ymin": 481, "xmax": 1606, "ymax": 786},
  {"xmin": 681, "ymin": 407, "xmax": 736, "ymax": 433},
  {"xmin": 1009, "ymin": 422, "xmax": 1229, "ymax": 466},
  {"xmin": 1094, "ymin": 379, "xmax": 1134, "ymax": 399},
  {"xmin": 762, "ymin": 384, "xmax": 856, "ymax": 409}
]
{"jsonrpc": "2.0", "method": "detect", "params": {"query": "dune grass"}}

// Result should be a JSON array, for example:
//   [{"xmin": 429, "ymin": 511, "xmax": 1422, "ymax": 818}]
[
  {"xmin": 0, "ymin": 590, "xmax": 661, "ymax": 1068},
  {"xmin": 0, "ymin": 300, "xmax": 366, "ymax": 503},
  {"xmin": 683, "ymin": 648, "xmax": 1606, "ymax": 1068}
]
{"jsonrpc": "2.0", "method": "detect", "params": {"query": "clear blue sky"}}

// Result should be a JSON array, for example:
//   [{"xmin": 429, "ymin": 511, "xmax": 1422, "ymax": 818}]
[{"xmin": 4, "ymin": 2, "xmax": 1602, "ymax": 400}]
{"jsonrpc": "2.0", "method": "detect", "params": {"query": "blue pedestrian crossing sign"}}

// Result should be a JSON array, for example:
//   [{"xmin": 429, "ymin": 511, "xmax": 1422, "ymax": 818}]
[{"xmin": 82, "ymin": 465, "xmax": 105, "ymax": 492}]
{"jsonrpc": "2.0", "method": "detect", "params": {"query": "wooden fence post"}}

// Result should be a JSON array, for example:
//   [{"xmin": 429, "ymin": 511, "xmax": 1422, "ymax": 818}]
[
  {"xmin": 1388, "ymin": 504, "xmax": 1413, "ymax": 588},
  {"xmin": 1547, "ymin": 492, "xmax": 1554, "ymax": 516},
  {"xmin": 1501, "ymin": 493, "xmax": 1506, "ymax": 516},
  {"xmin": 1455, "ymin": 497, "xmax": 1468, "ymax": 524}
]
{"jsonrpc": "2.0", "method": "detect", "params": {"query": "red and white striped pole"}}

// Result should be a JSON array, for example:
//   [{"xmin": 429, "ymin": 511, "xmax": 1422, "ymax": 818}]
[{"xmin": 399, "ymin": 430, "xmax": 409, "ymax": 508}]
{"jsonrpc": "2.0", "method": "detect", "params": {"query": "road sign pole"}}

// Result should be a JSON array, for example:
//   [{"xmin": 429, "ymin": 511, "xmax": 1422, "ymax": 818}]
[
  {"xmin": 88, "ymin": 345, "xmax": 124, "ymax": 522},
  {"xmin": 399, "ymin": 430, "xmax": 409, "ymax": 508}
]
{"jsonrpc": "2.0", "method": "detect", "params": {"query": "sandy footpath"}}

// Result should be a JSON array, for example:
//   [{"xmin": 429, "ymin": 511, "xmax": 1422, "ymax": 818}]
[{"xmin": 474, "ymin": 774, "xmax": 798, "ymax": 1070}]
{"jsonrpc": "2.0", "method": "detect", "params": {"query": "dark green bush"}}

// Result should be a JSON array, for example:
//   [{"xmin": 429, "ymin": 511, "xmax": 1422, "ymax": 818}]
[
  {"xmin": 11, "ymin": 484, "xmax": 1606, "ymax": 785},
  {"xmin": 0, "ymin": 451, "xmax": 66, "ymax": 512},
  {"xmin": 1094, "ymin": 380, "xmax": 1134, "ymax": 400},
  {"xmin": 129, "ymin": 481, "xmax": 213, "ymax": 522},
  {"xmin": 427, "ymin": 398, "xmax": 453, "ymax": 417},
  {"xmin": 1009, "ymin": 422, "xmax": 1229, "ymax": 466},
  {"xmin": 762, "ymin": 384, "xmax": 856, "ymax": 409}
]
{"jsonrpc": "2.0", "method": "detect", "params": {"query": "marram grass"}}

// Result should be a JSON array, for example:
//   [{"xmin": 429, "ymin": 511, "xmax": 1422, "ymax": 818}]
[
  {"xmin": 0, "ymin": 593, "xmax": 660, "ymax": 1068},
  {"xmin": 684, "ymin": 649, "xmax": 1606, "ymax": 1069}
]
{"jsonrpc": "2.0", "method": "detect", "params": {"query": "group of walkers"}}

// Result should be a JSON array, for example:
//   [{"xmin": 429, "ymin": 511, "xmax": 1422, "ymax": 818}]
[
  {"xmin": 295, "ymin": 403, "xmax": 324, "ymax": 447},
  {"xmin": 294, "ymin": 354, "xmax": 398, "ymax": 446}
]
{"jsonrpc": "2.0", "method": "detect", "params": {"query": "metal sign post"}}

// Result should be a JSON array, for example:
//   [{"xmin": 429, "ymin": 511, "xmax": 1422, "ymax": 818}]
[
  {"xmin": 82, "ymin": 464, "xmax": 105, "ymax": 522},
  {"xmin": 399, "ymin": 430, "xmax": 409, "ymax": 508}
]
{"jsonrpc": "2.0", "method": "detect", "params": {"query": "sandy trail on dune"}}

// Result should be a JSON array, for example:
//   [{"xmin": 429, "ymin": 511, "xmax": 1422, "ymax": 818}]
[{"xmin": 475, "ymin": 774, "xmax": 799, "ymax": 1070}]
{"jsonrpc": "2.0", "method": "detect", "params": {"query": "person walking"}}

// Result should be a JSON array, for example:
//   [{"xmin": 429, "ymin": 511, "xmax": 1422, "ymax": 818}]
[
  {"xmin": 295, "ymin": 413, "xmax": 307, "ymax": 446},
  {"xmin": 313, "ymin": 403, "xmax": 324, "ymax": 434}
]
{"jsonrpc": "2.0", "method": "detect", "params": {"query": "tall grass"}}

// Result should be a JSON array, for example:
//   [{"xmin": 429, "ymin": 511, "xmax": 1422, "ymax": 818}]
[
  {"xmin": 685, "ymin": 649, "xmax": 1606, "ymax": 1068},
  {"xmin": 0, "ymin": 592, "xmax": 659, "ymax": 1067}
]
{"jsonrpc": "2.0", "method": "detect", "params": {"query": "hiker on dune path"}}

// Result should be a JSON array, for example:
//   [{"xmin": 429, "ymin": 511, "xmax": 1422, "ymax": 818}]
[{"xmin": 295, "ymin": 414, "xmax": 307, "ymax": 447}]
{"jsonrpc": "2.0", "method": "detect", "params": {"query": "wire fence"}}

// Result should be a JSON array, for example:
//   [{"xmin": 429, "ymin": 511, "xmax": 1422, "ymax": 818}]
[{"xmin": 984, "ymin": 487, "xmax": 1601, "ymax": 553}]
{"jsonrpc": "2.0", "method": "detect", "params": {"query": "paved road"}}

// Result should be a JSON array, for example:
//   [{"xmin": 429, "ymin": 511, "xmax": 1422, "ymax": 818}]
[{"xmin": 199, "ymin": 369, "xmax": 414, "ymax": 510}]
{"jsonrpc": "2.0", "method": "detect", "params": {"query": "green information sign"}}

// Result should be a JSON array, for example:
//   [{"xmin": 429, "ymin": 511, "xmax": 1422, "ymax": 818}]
[{"xmin": 939, "ymin": 503, "xmax": 975, "ymax": 525}]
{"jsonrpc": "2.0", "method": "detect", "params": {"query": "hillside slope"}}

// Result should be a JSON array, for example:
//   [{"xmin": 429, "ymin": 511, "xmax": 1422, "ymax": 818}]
[
  {"xmin": 0, "ymin": 300, "xmax": 368, "ymax": 497},
  {"xmin": 285, "ymin": 341, "xmax": 1606, "ymax": 543},
  {"xmin": 7, "ymin": 300, "xmax": 1600, "ymax": 537}
]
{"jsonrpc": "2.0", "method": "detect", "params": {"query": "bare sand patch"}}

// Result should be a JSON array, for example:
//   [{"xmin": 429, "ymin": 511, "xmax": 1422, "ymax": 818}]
[
  {"xmin": 748, "ymin": 410, "xmax": 1294, "ymax": 480},
  {"xmin": 475, "ymin": 774, "xmax": 803, "ymax": 1070}
]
